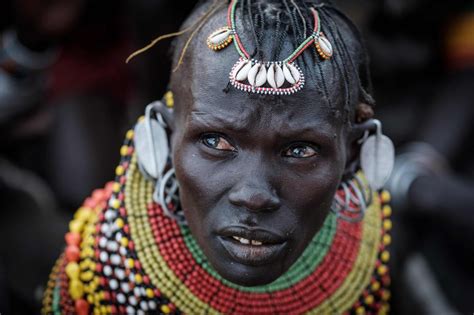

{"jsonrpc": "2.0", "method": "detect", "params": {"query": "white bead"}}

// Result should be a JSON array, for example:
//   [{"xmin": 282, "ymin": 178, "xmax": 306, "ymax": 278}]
[
  {"xmin": 148, "ymin": 301, "xmax": 157, "ymax": 310},
  {"xmin": 318, "ymin": 36, "xmax": 333, "ymax": 57},
  {"xmin": 99, "ymin": 251, "xmax": 108, "ymax": 263},
  {"xmin": 117, "ymin": 293, "xmax": 126, "ymax": 304},
  {"xmin": 103, "ymin": 265, "xmax": 112, "ymax": 276},
  {"xmin": 115, "ymin": 268, "xmax": 125, "ymax": 280},
  {"xmin": 126, "ymin": 306, "xmax": 136, "ymax": 314},
  {"xmin": 110, "ymin": 254, "xmax": 121, "ymax": 265},
  {"xmin": 119, "ymin": 246, "xmax": 127, "ymax": 256},
  {"xmin": 115, "ymin": 232, "xmax": 123, "ymax": 242},
  {"xmin": 133, "ymin": 287, "xmax": 141, "ymax": 297},
  {"xmin": 121, "ymin": 282, "xmax": 130, "ymax": 293},
  {"xmin": 107, "ymin": 241, "xmax": 119, "ymax": 252},
  {"xmin": 99, "ymin": 237, "xmax": 107, "ymax": 248},
  {"xmin": 109, "ymin": 279, "xmax": 118, "ymax": 290},
  {"xmin": 140, "ymin": 301, "xmax": 149, "ymax": 311},
  {"xmin": 129, "ymin": 296, "xmax": 138, "ymax": 306},
  {"xmin": 105, "ymin": 210, "xmax": 117, "ymax": 221}
]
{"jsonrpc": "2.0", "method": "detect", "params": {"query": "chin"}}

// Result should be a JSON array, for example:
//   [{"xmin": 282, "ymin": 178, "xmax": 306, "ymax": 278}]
[{"xmin": 213, "ymin": 258, "xmax": 284, "ymax": 287}]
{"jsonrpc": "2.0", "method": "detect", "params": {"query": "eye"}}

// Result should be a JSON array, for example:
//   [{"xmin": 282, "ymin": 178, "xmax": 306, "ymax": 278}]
[
  {"xmin": 283, "ymin": 144, "xmax": 318, "ymax": 158},
  {"xmin": 201, "ymin": 134, "xmax": 236, "ymax": 151}
]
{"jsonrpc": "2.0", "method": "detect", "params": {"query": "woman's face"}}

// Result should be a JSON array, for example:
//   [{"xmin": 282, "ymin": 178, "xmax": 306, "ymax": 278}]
[{"xmin": 167, "ymin": 16, "xmax": 352, "ymax": 287}]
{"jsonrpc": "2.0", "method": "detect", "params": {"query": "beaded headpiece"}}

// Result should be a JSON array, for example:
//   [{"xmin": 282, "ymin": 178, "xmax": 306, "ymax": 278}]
[{"xmin": 207, "ymin": 0, "xmax": 333, "ymax": 95}]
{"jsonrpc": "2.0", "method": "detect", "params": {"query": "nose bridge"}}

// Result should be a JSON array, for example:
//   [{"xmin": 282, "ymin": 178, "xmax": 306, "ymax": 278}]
[{"xmin": 228, "ymin": 154, "xmax": 281, "ymax": 212}]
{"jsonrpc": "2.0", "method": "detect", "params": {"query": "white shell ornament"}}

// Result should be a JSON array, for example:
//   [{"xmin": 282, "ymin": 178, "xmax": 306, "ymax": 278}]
[
  {"xmin": 207, "ymin": 27, "xmax": 233, "ymax": 51},
  {"xmin": 360, "ymin": 122, "xmax": 395, "ymax": 190},
  {"xmin": 229, "ymin": 58, "xmax": 305, "ymax": 95},
  {"xmin": 247, "ymin": 63, "xmax": 261, "ymax": 86},
  {"xmin": 236, "ymin": 60, "xmax": 252, "ymax": 81},
  {"xmin": 316, "ymin": 35, "xmax": 333, "ymax": 59},
  {"xmin": 134, "ymin": 106, "xmax": 169, "ymax": 180}
]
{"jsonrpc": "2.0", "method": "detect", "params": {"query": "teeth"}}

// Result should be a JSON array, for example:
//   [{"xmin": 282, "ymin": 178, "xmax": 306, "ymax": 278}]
[{"xmin": 232, "ymin": 236, "xmax": 263, "ymax": 246}]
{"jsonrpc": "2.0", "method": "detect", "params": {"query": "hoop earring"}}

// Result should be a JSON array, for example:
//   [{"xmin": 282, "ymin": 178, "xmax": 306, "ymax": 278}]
[
  {"xmin": 331, "ymin": 174, "xmax": 371, "ymax": 222},
  {"xmin": 152, "ymin": 168, "xmax": 186, "ymax": 224}
]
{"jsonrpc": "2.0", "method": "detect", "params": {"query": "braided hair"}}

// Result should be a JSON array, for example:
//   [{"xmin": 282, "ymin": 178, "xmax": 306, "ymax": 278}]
[{"xmin": 171, "ymin": 0, "xmax": 375, "ymax": 124}]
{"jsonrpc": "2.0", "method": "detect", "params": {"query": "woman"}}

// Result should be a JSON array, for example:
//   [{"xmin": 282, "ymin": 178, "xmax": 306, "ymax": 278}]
[{"xmin": 42, "ymin": 0, "xmax": 394, "ymax": 314}]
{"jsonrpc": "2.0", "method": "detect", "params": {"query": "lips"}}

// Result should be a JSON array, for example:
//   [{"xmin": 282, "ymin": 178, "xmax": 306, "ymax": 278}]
[{"xmin": 216, "ymin": 226, "xmax": 288, "ymax": 266}]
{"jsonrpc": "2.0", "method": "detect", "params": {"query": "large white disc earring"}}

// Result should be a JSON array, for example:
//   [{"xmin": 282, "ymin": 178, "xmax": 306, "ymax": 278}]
[
  {"xmin": 360, "ymin": 119, "xmax": 395, "ymax": 191},
  {"xmin": 134, "ymin": 101, "xmax": 169, "ymax": 180}
]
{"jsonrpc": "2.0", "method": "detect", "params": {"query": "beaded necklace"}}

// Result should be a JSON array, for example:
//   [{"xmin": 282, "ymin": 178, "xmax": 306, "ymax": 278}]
[
  {"xmin": 207, "ymin": 0, "xmax": 334, "ymax": 95},
  {"xmin": 43, "ymin": 123, "xmax": 393, "ymax": 315}
]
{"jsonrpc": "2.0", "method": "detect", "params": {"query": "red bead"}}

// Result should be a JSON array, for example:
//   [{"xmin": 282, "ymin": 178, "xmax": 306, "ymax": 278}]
[
  {"xmin": 65, "ymin": 245, "xmax": 80, "ymax": 262},
  {"xmin": 65, "ymin": 232, "xmax": 81, "ymax": 246},
  {"xmin": 75, "ymin": 299, "xmax": 89, "ymax": 315}
]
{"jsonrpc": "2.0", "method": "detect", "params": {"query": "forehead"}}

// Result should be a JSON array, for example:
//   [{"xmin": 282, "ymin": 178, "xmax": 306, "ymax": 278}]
[{"xmin": 171, "ymin": 6, "xmax": 347, "ymax": 132}]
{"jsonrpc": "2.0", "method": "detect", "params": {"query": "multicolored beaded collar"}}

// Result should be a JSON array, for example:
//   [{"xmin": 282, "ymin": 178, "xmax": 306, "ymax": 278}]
[
  {"xmin": 42, "ymin": 124, "xmax": 392, "ymax": 315},
  {"xmin": 207, "ymin": 0, "xmax": 333, "ymax": 95}
]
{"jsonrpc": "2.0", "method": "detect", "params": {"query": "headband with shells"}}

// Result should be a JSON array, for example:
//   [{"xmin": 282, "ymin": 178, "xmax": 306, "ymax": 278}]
[{"xmin": 207, "ymin": 0, "xmax": 333, "ymax": 95}]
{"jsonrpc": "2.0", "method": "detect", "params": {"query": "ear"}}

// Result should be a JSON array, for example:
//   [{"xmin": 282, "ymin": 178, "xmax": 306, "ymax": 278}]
[
  {"xmin": 343, "ymin": 119, "xmax": 377, "ymax": 177},
  {"xmin": 153, "ymin": 98, "xmax": 176, "ymax": 132}
]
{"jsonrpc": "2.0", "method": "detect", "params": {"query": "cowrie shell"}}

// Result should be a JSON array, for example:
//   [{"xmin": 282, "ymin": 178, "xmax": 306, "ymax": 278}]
[
  {"xmin": 255, "ymin": 64, "xmax": 267, "ymax": 87},
  {"xmin": 283, "ymin": 63, "xmax": 300, "ymax": 84},
  {"xmin": 209, "ymin": 29, "xmax": 231, "ymax": 45},
  {"xmin": 267, "ymin": 64, "xmax": 285, "ymax": 88},
  {"xmin": 316, "ymin": 35, "xmax": 333, "ymax": 59},
  {"xmin": 236, "ymin": 60, "xmax": 252, "ymax": 81},
  {"xmin": 207, "ymin": 27, "xmax": 233, "ymax": 50},
  {"xmin": 248, "ymin": 63, "xmax": 261, "ymax": 86}
]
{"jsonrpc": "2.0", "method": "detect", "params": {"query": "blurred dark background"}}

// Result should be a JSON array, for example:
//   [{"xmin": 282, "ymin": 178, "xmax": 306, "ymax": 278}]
[{"xmin": 0, "ymin": 0, "xmax": 473, "ymax": 314}]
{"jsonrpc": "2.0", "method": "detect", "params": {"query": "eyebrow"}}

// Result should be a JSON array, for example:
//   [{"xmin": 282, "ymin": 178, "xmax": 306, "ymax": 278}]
[{"xmin": 187, "ymin": 110, "xmax": 253, "ymax": 132}]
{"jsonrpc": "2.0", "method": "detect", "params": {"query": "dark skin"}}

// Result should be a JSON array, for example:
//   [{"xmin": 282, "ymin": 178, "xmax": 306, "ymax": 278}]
[{"xmin": 155, "ymin": 7, "xmax": 371, "ymax": 287}]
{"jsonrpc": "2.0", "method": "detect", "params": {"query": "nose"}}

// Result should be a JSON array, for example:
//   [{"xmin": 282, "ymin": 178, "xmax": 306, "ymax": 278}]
[{"xmin": 228, "ymin": 175, "xmax": 281, "ymax": 212}]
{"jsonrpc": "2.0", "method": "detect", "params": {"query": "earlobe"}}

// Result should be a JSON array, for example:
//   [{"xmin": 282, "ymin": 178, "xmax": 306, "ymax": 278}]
[
  {"xmin": 153, "ymin": 95, "xmax": 176, "ymax": 131},
  {"xmin": 343, "ymin": 119, "xmax": 375, "ymax": 177}
]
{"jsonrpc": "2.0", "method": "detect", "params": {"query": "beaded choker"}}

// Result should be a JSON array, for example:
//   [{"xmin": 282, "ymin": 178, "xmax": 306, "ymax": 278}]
[{"xmin": 207, "ymin": 0, "xmax": 333, "ymax": 95}]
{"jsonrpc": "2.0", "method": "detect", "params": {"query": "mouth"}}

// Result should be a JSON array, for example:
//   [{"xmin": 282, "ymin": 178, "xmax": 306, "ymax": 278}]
[{"xmin": 216, "ymin": 226, "xmax": 288, "ymax": 266}]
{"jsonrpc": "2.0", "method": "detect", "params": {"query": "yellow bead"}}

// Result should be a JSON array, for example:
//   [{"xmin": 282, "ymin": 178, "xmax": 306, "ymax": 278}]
[
  {"xmin": 120, "ymin": 237, "xmax": 129, "ymax": 247},
  {"xmin": 381, "ymin": 190, "xmax": 391, "ymax": 203},
  {"xmin": 81, "ymin": 271, "xmax": 94, "ymax": 282},
  {"xmin": 138, "ymin": 115, "xmax": 145, "ymax": 122},
  {"xmin": 127, "ymin": 258, "xmax": 135, "ymax": 268},
  {"xmin": 69, "ymin": 220, "xmax": 83, "ymax": 233},
  {"xmin": 164, "ymin": 91, "xmax": 174, "ymax": 108},
  {"xmin": 382, "ymin": 290, "xmax": 391, "ymax": 301},
  {"xmin": 69, "ymin": 280, "xmax": 84, "ymax": 300},
  {"xmin": 93, "ymin": 308, "xmax": 101, "ymax": 315},
  {"xmin": 65, "ymin": 262, "xmax": 80, "ymax": 279},
  {"xmin": 371, "ymin": 281, "xmax": 381, "ymax": 291},
  {"xmin": 115, "ymin": 218, "xmax": 124, "ymax": 229},
  {"xmin": 146, "ymin": 288, "xmax": 154, "ymax": 298},
  {"xmin": 383, "ymin": 219, "xmax": 392, "ymax": 231},
  {"xmin": 126, "ymin": 130, "xmax": 134, "ymax": 140},
  {"xmin": 112, "ymin": 182, "xmax": 121, "ymax": 193},
  {"xmin": 161, "ymin": 305, "xmax": 171, "ymax": 314},
  {"xmin": 87, "ymin": 294, "xmax": 94, "ymax": 304},
  {"xmin": 120, "ymin": 145, "xmax": 128, "ymax": 156},
  {"xmin": 135, "ymin": 274, "xmax": 143, "ymax": 283},
  {"xmin": 378, "ymin": 265, "xmax": 388, "ymax": 276},
  {"xmin": 356, "ymin": 306, "xmax": 365, "ymax": 315},
  {"xmin": 381, "ymin": 250, "xmax": 390, "ymax": 262},
  {"xmin": 383, "ymin": 234, "xmax": 392, "ymax": 245},
  {"xmin": 111, "ymin": 199, "xmax": 121, "ymax": 209},
  {"xmin": 365, "ymin": 294, "xmax": 374, "ymax": 305},
  {"xmin": 382, "ymin": 205, "xmax": 392, "ymax": 217},
  {"xmin": 115, "ymin": 166, "xmax": 125, "ymax": 176}
]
